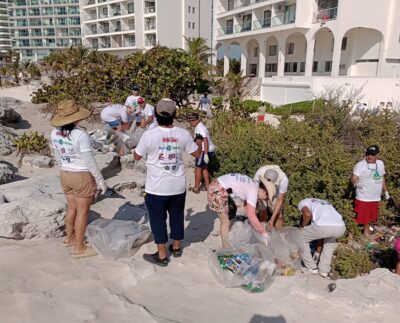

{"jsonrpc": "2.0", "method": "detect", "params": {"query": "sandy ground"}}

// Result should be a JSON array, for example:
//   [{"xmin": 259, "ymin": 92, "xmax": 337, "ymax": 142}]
[{"xmin": 1, "ymin": 87, "xmax": 400, "ymax": 323}]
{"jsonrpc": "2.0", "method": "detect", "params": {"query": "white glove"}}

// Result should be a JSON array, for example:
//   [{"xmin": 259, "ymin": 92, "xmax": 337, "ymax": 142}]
[
  {"xmin": 385, "ymin": 191, "xmax": 390, "ymax": 200},
  {"xmin": 262, "ymin": 232, "xmax": 270, "ymax": 246},
  {"xmin": 354, "ymin": 180, "xmax": 363, "ymax": 189},
  {"xmin": 121, "ymin": 134, "xmax": 130, "ymax": 143},
  {"xmin": 99, "ymin": 180, "xmax": 108, "ymax": 195},
  {"xmin": 204, "ymin": 153, "xmax": 209, "ymax": 164}
]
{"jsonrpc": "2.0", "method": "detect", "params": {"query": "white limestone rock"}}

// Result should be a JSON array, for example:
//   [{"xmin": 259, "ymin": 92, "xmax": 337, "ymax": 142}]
[{"xmin": 22, "ymin": 155, "xmax": 54, "ymax": 168}]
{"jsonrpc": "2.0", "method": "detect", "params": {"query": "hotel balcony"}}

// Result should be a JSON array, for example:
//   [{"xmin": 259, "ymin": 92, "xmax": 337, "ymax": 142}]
[
  {"xmin": 218, "ymin": 14, "xmax": 295, "ymax": 37},
  {"xmin": 218, "ymin": 0, "xmax": 271, "ymax": 14},
  {"xmin": 313, "ymin": 7, "xmax": 338, "ymax": 23}
]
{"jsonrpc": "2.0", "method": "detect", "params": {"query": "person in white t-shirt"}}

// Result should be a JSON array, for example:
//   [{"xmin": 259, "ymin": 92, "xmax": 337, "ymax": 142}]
[
  {"xmin": 186, "ymin": 112, "xmax": 216, "ymax": 193},
  {"xmin": 350, "ymin": 145, "xmax": 390, "ymax": 236},
  {"xmin": 208, "ymin": 173, "xmax": 276, "ymax": 247},
  {"xmin": 134, "ymin": 99, "xmax": 202, "ymax": 267},
  {"xmin": 100, "ymin": 104, "xmax": 134, "ymax": 131},
  {"xmin": 137, "ymin": 97, "xmax": 157, "ymax": 130},
  {"xmin": 298, "ymin": 198, "xmax": 346, "ymax": 277},
  {"xmin": 254, "ymin": 165, "xmax": 288, "ymax": 230},
  {"xmin": 51, "ymin": 100, "xmax": 108, "ymax": 259},
  {"xmin": 125, "ymin": 85, "xmax": 141, "ymax": 126}
]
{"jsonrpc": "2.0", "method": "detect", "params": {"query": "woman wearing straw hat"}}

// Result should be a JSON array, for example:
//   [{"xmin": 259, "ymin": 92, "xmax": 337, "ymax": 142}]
[
  {"xmin": 207, "ymin": 173, "xmax": 275, "ymax": 247},
  {"xmin": 51, "ymin": 100, "xmax": 108, "ymax": 258}
]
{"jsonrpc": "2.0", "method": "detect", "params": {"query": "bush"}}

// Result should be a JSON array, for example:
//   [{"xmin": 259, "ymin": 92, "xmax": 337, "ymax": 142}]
[
  {"xmin": 332, "ymin": 246, "xmax": 377, "ymax": 278},
  {"xmin": 14, "ymin": 131, "xmax": 49, "ymax": 156},
  {"xmin": 32, "ymin": 46, "xmax": 206, "ymax": 109},
  {"xmin": 265, "ymin": 99, "xmax": 325, "ymax": 115},
  {"xmin": 212, "ymin": 96, "xmax": 224, "ymax": 109}
]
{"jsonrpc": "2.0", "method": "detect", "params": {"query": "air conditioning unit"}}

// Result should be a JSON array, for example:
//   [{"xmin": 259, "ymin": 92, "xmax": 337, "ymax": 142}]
[
  {"xmin": 235, "ymin": 13, "xmax": 243, "ymax": 19},
  {"xmin": 276, "ymin": 2, "xmax": 285, "ymax": 11}
]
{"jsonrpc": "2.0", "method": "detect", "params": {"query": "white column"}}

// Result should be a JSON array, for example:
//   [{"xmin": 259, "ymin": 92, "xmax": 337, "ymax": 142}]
[
  {"xmin": 376, "ymin": 39, "xmax": 386, "ymax": 77},
  {"xmin": 305, "ymin": 35, "xmax": 315, "ymax": 76},
  {"xmin": 223, "ymin": 43, "xmax": 229, "ymax": 76},
  {"xmin": 258, "ymin": 40, "xmax": 266, "ymax": 78},
  {"xmin": 277, "ymin": 38, "xmax": 286, "ymax": 77},
  {"xmin": 240, "ymin": 45, "xmax": 248, "ymax": 76},
  {"xmin": 331, "ymin": 34, "xmax": 342, "ymax": 77}
]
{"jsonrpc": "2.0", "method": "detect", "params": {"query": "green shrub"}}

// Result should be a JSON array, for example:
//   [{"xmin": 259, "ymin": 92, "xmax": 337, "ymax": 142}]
[
  {"xmin": 32, "ymin": 46, "xmax": 206, "ymax": 109},
  {"xmin": 242, "ymin": 100, "xmax": 263, "ymax": 112},
  {"xmin": 14, "ymin": 131, "xmax": 49, "ymax": 156},
  {"xmin": 332, "ymin": 246, "xmax": 377, "ymax": 278},
  {"xmin": 212, "ymin": 96, "xmax": 224, "ymax": 109},
  {"xmin": 265, "ymin": 99, "xmax": 325, "ymax": 115}
]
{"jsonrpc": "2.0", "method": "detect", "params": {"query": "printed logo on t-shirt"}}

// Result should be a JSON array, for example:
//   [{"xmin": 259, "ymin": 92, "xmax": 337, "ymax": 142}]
[
  {"xmin": 371, "ymin": 170, "xmax": 382, "ymax": 181},
  {"xmin": 158, "ymin": 137, "xmax": 181, "ymax": 172}
]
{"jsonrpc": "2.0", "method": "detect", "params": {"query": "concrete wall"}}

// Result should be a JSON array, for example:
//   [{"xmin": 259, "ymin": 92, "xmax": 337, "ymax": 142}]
[
  {"xmin": 261, "ymin": 76, "xmax": 400, "ymax": 108},
  {"xmin": 156, "ymin": 0, "xmax": 182, "ymax": 48}
]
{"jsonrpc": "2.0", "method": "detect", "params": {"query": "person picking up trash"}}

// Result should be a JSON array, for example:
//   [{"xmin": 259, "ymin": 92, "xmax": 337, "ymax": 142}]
[
  {"xmin": 134, "ymin": 99, "xmax": 202, "ymax": 267},
  {"xmin": 100, "ymin": 103, "xmax": 135, "ymax": 132},
  {"xmin": 208, "ymin": 173, "xmax": 276, "ymax": 248},
  {"xmin": 51, "ymin": 100, "xmax": 108, "ymax": 259},
  {"xmin": 350, "ymin": 145, "xmax": 390, "ymax": 237},
  {"xmin": 186, "ymin": 112, "xmax": 216, "ymax": 193},
  {"xmin": 298, "ymin": 198, "xmax": 346, "ymax": 278},
  {"xmin": 254, "ymin": 165, "xmax": 288, "ymax": 230}
]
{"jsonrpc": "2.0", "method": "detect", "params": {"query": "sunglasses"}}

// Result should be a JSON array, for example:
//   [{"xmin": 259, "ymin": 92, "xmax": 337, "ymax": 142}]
[{"xmin": 366, "ymin": 152, "xmax": 378, "ymax": 156}]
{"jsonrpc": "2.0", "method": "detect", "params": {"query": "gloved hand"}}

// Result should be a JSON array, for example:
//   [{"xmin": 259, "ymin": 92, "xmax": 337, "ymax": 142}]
[
  {"xmin": 354, "ymin": 180, "xmax": 363, "ymax": 189},
  {"xmin": 384, "ymin": 191, "xmax": 390, "ymax": 200},
  {"xmin": 99, "ymin": 180, "xmax": 108, "ymax": 195},
  {"xmin": 262, "ymin": 232, "xmax": 270, "ymax": 246},
  {"xmin": 204, "ymin": 153, "xmax": 209, "ymax": 164},
  {"xmin": 121, "ymin": 133, "xmax": 130, "ymax": 143}
]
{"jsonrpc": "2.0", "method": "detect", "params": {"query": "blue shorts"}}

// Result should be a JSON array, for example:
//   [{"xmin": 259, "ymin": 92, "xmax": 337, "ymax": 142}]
[
  {"xmin": 107, "ymin": 119, "xmax": 121, "ymax": 128},
  {"xmin": 195, "ymin": 152, "xmax": 215, "ymax": 168}
]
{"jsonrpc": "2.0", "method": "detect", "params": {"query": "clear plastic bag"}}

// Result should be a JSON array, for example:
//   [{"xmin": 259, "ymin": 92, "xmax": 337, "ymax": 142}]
[
  {"xmin": 87, "ymin": 219, "xmax": 150, "ymax": 260},
  {"xmin": 209, "ymin": 244, "xmax": 275, "ymax": 293}
]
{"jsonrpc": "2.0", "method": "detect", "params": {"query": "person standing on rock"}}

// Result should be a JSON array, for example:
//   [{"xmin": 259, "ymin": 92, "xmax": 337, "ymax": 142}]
[
  {"xmin": 51, "ymin": 100, "xmax": 108, "ymax": 258},
  {"xmin": 134, "ymin": 99, "xmax": 202, "ymax": 266},
  {"xmin": 186, "ymin": 112, "xmax": 216, "ymax": 193},
  {"xmin": 298, "ymin": 198, "xmax": 346, "ymax": 278},
  {"xmin": 350, "ymin": 145, "xmax": 390, "ymax": 236},
  {"xmin": 254, "ymin": 165, "xmax": 289, "ymax": 230}
]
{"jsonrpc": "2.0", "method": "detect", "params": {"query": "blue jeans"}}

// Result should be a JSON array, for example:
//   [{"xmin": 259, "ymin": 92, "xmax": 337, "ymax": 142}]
[{"xmin": 145, "ymin": 192, "xmax": 186, "ymax": 244}]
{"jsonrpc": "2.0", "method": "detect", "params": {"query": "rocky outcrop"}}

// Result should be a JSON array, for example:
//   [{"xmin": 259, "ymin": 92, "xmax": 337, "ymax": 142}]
[
  {"xmin": 0, "ymin": 197, "xmax": 66, "ymax": 239},
  {"xmin": 0, "ymin": 125, "xmax": 18, "ymax": 156},
  {"xmin": 0, "ymin": 98, "xmax": 22, "ymax": 125},
  {"xmin": 94, "ymin": 152, "xmax": 120, "ymax": 175},
  {"xmin": 0, "ymin": 161, "xmax": 15, "ymax": 185},
  {"xmin": 21, "ymin": 155, "xmax": 54, "ymax": 168}
]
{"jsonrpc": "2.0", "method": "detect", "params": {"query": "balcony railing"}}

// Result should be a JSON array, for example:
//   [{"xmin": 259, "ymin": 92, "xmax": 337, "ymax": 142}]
[
  {"xmin": 218, "ymin": 0, "xmax": 269, "ymax": 14},
  {"xmin": 101, "ymin": 43, "xmax": 111, "ymax": 48},
  {"xmin": 144, "ymin": 23, "xmax": 156, "ymax": 31},
  {"xmin": 218, "ymin": 15, "xmax": 295, "ymax": 36},
  {"xmin": 144, "ymin": 6, "xmax": 155, "ymax": 14},
  {"xmin": 85, "ymin": 0, "xmax": 95, "ymax": 5},
  {"xmin": 124, "ymin": 40, "xmax": 135, "ymax": 47},
  {"xmin": 145, "ymin": 38, "xmax": 156, "ymax": 47},
  {"xmin": 313, "ymin": 7, "xmax": 338, "ymax": 23}
]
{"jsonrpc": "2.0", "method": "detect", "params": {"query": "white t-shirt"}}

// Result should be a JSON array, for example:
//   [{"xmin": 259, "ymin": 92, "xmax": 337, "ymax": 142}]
[
  {"xmin": 135, "ymin": 126, "xmax": 198, "ymax": 196},
  {"xmin": 199, "ymin": 97, "xmax": 211, "ymax": 111},
  {"xmin": 254, "ymin": 165, "xmax": 288, "ymax": 196},
  {"xmin": 194, "ymin": 122, "xmax": 215, "ymax": 152},
  {"xmin": 51, "ymin": 127, "xmax": 93, "ymax": 171},
  {"xmin": 125, "ymin": 95, "xmax": 141, "ymax": 122},
  {"xmin": 298, "ymin": 198, "xmax": 345, "ymax": 227},
  {"xmin": 142, "ymin": 103, "xmax": 157, "ymax": 130},
  {"xmin": 217, "ymin": 173, "xmax": 258, "ymax": 208},
  {"xmin": 353, "ymin": 159, "xmax": 385, "ymax": 202},
  {"xmin": 101, "ymin": 104, "xmax": 128, "ymax": 123}
]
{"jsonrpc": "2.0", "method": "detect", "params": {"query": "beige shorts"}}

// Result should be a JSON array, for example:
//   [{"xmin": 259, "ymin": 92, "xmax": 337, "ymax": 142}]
[{"xmin": 60, "ymin": 171, "xmax": 97, "ymax": 198}]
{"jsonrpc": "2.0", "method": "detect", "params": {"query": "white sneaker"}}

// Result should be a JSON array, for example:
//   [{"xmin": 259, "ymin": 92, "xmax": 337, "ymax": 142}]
[{"xmin": 309, "ymin": 268, "xmax": 319, "ymax": 274}]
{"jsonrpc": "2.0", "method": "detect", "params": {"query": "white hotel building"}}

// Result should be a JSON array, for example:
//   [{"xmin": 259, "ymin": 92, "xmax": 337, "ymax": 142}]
[
  {"xmin": 81, "ymin": 0, "xmax": 213, "ymax": 55},
  {"xmin": 214, "ymin": 0, "xmax": 400, "ymax": 106}
]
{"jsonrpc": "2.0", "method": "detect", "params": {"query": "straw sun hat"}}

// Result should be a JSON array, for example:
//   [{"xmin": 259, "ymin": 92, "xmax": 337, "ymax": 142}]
[
  {"xmin": 51, "ymin": 100, "xmax": 91, "ymax": 127},
  {"xmin": 259, "ymin": 176, "xmax": 277, "ymax": 203}
]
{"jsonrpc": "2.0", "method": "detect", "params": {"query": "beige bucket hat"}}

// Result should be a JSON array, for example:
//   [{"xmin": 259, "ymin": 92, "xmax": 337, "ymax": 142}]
[
  {"xmin": 259, "ymin": 175, "xmax": 277, "ymax": 203},
  {"xmin": 51, "ymin": 100, "xmax": 91, "ymax": 127}
]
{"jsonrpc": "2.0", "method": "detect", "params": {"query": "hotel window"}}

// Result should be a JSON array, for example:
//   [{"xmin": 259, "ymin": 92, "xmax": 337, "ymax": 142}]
[
  {"xmin": 192, "ymin": 7, "xmax": 195, "ymax": 14},
  {"xmin": 192, "ymin": 22, "xmax": 195, "ymax": 29},
  {"xmin": 287, "ymin": 42, "xmax": 294, "ymax": 55},
  {"xmin": 188, "ymin": 6, "xmax": 191, "ymax": 13},
  {"xmin": 266, "ymin": 63, "xmax": 277, "ymax": 73},
  {"xmin": 188, "ymin": 22, "xmax": 191, "ymax": 28},
  {"xmin": 254, "ymin": 47, "xmax": 259, "ymax": 57},
  {"xmin": 284, "ymin": 62, "xmax": 297, "ymax": 73},
  {"xmin": 313, "ymin": 61, "xmax": 318, "ymax": 72},
  {"xmin": 325, "ymin": 61, "xmax": 332, "ymax": 72},
  {"xmin": 341, "ymin": 37, "xmax": 347, "ymax": 51},
  {"xmin": 300, "ymin": 62, "xmax": 305, "ymax": 72},
  {"xmin": 269, "ymin": 45, "xmax": 277, "ymax": 56}
]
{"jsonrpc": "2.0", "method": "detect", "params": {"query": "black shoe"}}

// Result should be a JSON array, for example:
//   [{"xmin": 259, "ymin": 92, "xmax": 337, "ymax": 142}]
[
  {"xmin": 168, "ymin": 244, "xmax": 183, "ymax": 258},
  {"xmin": 143, "ymin": 252, "xmax": 169, "ymax": 267}
]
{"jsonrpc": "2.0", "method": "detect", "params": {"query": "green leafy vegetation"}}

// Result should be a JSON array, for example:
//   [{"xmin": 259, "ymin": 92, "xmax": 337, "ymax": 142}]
[{"xmin": 14, "ymin": 131, "xmax": 49, "ymax": 155}]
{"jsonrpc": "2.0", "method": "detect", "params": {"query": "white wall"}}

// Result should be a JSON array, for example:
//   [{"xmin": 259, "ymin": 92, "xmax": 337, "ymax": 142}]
[
  {"xmin": 261, "ymin": 76, "xmax": 400, "ymax": 107},
  {"xmin": 156, "ymin": 0, "xmax": 182, "ymax": 48}
]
